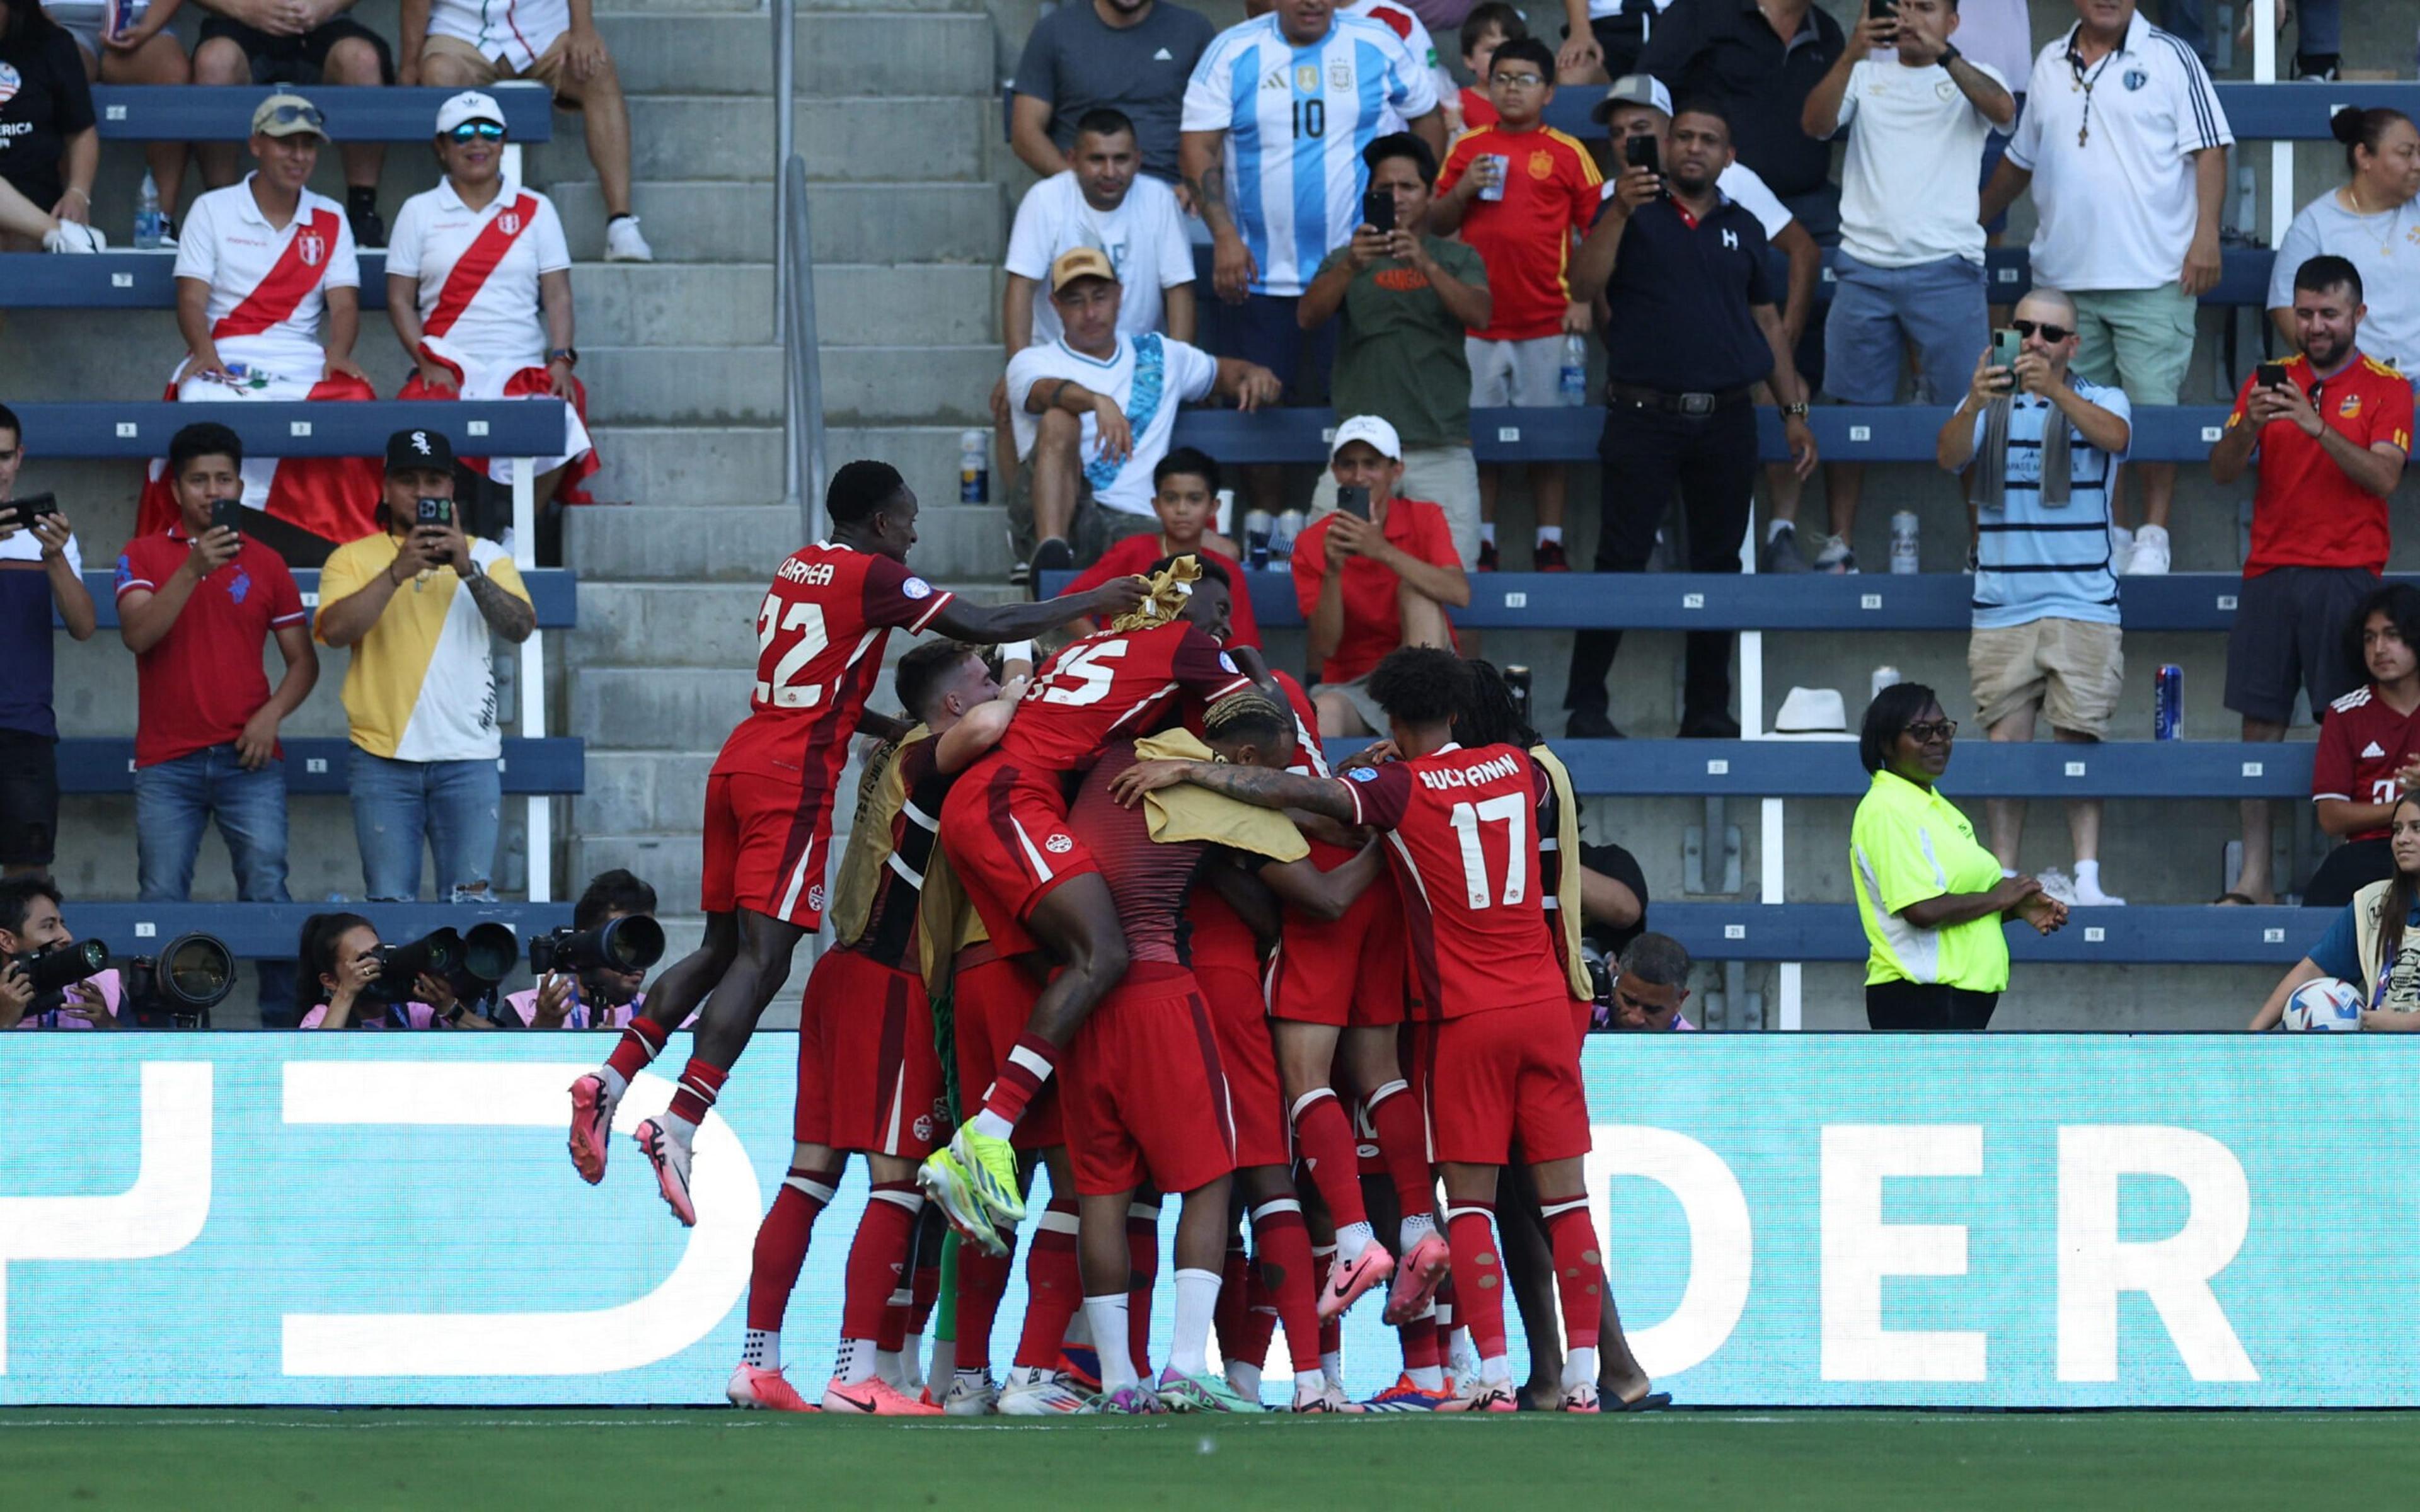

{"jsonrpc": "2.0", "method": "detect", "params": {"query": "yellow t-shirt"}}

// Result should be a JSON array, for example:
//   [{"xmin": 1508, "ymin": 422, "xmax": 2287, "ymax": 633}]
[
  {"xmin": 1849, "ymin": 769, "xmax": 2011, "ymax": 992},
  {"xmin": 318, "ymin": 532, "xmax": 530, "ymax": 762}
]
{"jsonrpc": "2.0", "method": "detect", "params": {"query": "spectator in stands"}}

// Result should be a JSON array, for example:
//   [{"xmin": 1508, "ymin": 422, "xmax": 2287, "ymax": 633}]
[
  {"xmin": 1299, "ymin": 132, "xmax": 1489, "ymax": 567},
  {"xmin": 401, "ymin": 0, "xmax": 652, "ymax": 261},
  {"xmin": 191, "ymin": 0, "xmax": 392, "ymax": 249},
  {"xmin": 2271, "ymin": 107, "xmax": 2420, "ymax": 375},
  {"xmin": 1012, "ymin": 0, "xmax": 1214, "ymax": 195},
  {"xmin": 1005, "ymin": 248, "xmax": 1279, "ymax": 576},
  {"xmin": 1581, "ymin": 838, "xmax": 1648, "ymax": 962},
  {"xmin": 387, "ymin": 91, "xmax": 598, "ymax": 526},
  {"xmin": 314, "ymin": 428, "xmax": 536, "ymax": 903},
  {"xmin": 1182, "ymin": 0, "xmax": 1443, "ymax": 514},
  {"xmin": 0, "ymin": 874, "xmax": 119, "ymax": 1029},
  {"xmin": 1289, "ymin": 415, "xmax": 1468, "ymax": 736},
  {"xmin": 1936, "ymin": 288, "xmax": 2133, "ymax": 912},
  {"xmin": 1449, "ymin": 3, "xmax": 1521, "ymax": 133},
  {"xmin": 0, "ymin": 404, "xmax": 97, "ymax": 879},
  {"xmin": 2249, "ymin": 793, "xmax": 2420, "ymax": 1031},
  {"xmin": 1431, "ymin": 40, "xmax": 1596, "ymax": 573},
  {"xmin": 296, "ymin": 910, "xmax": 479, "ymax": 1028},
  {"xmin": 0, "ymin": 1, "xmax": 104, "ymax": 252},
  {"xmin": 1637, "ymin": 0, "xmax": 1841, "ymax": 239},
  {"xmin": 46, "ymin": 0, "xmax": 189, "ymax": 239},
  {"xmin": 502, "ymin": 868, "xmax": 656, "ymax": 1029},
  {"xmin": 117, "ymin": 421, "xmax": 316, "ymax": 1024},
  {"xmin": 2305, "ymin": 585, "xmax": 2420, "ymax": 910},
  {"xmin": 1056, "ymin": 447, "xmax": 1262, "ymax": 648},
  {"xmin": 1005, "ymin": 109, "xmax": 1197, "ymax": 353},
  {"xmin": 2211, "ymin": 256, "xmax": 2414, "ymax": 907},
  {"xmin": 1851, "ymin": 681, "xmax": 2066, "ymax": 1031},
  {"xmin": 1564, "ymin": 98, "xmax": 1815, "ymax": 741},
  {"xmin": 1792, "ymin": 0, "xmax": 2012, "ymax": 578},
  {"xmin": 1957, "ymin": 0, "xmax": 2034, "ymax": 261},
  {"xmin": 1982, "ymin": 0, "xmax": 2232, "ymax": 578},
  {"xmin": 2233, "ymin": 0, "xmax": 2343, "ymax": 82},
  {"xmin": 1607, "ymin": 932, "xmax": 1692, "ymax": 1033}
]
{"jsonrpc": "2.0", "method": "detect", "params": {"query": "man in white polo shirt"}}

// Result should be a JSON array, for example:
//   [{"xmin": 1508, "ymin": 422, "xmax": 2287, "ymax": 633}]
[
  {"xmin": 1004, "ymin": 248, "xmax": 1280, "ymax": 579},
  {"xmin": 1983, "ymin": 0, "xmax": 2230, "ymax": 578}
]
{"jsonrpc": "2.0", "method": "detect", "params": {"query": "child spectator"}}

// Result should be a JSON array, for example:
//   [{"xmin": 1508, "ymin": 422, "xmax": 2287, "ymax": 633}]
[
  {"xmin": 1431, "ymin": 37, "xmax": 1600, "ymax": 572},
  {"xmin": 1057, "ymin": 447, "xmax": 1262, "ymax": 648},
  {"xmin": 1451, "ymin": 3, "xmax": 1525, "ymax": 134},
  {"xmin": 2305, "ymin": 585, "xmax": 2420, "ymax": 909}
]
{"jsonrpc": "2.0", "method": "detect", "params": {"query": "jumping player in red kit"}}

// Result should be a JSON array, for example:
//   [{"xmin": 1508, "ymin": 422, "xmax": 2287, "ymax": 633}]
[{"xmin": 567, "ymin": 460, "xmax": 1142, "ymax": 1225}]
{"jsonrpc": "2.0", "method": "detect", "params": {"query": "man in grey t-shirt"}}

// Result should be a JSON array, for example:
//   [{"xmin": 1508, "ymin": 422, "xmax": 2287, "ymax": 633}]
[{"xmin": 1011, "ymin": 0, "xmax": 1214, "ymax": 192}]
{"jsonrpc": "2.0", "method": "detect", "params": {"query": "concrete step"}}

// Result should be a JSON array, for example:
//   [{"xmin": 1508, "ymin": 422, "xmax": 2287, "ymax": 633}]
[
  {"xmin": 815, "ymin": 265, "xmax": 1000, "ymax": 345},
  {"xmin": 573, "ymin": 667, "xmax": 758, "ymax": 751},
  {"xmin": 584, "ymin": 425, "xmax": 782, "ymax": 506},
  {"xmin": 602, "ymin": 11, "xmax": 995, "ymax": 98},
  {"xmin": 555, "ymin": 181, "xmax": 1003, "ymax": 265},
  {"xmin": 824, "ymin": 345, "xmax": 1003, "ymax": 426},
  {"xmin": 578, "ymin": 751, "xmax": 717, "ymax": 837},
  {"xmin": 573, "ymin": 834, "xmax": 710, "ymax": 924},
  {"xmin": 581, "ymin": 346, "xmax": 781, "ymax": 424},
  {"xmin": 527, "ymin": 96, "xmax": 990, "ymax": 185},
  {"xmin": 568, "ymin": 499, "xmax": 1014, "ymax": 582},
  {"xmin": 574, "ymin": 263, "xmax": 773, "ymax": 347},
  {"xmin": 569, "ymin": 582, "xmax": 768, "ymax": 668}
]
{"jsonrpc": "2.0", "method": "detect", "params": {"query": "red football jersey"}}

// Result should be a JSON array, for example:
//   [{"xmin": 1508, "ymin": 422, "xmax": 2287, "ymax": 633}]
[
  {"xmin": 997, "ymin": 621, "xmax": 1254, "ymax": 775},
  {"xmin": 712, "ymin": 542, "xmax": 955, "ymax": 782},
  {"xmin": 2313, "ymin": 683, "xmax": 2420, "ymax": 842},
  {"xmin": 1342, "ymin": 741, "xmax": 1565, "ymax": 1018}
]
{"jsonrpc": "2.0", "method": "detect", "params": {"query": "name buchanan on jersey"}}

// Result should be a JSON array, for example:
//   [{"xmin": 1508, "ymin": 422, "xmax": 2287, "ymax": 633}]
[{"xmin": 1416, "ymin": 751, "xmax": 1522, "ymax": 791}]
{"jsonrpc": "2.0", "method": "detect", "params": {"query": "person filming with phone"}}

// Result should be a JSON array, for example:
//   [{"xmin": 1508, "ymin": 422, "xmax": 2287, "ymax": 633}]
[
  {"xmin": 316, "ymin": 427, "xmax": 534, "ymax": 904},
  {"xmin": 0, "ymin": 403, "xmax": 97, "ymax": 881}
]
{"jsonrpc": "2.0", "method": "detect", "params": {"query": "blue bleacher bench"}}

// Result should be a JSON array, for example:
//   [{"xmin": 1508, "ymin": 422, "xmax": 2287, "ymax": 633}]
[
  {"xmin": 60, "ymin": 567, "xmax": 579, "ymax": 631},
  {"xmin": 1651, "ymin": 900, "xmax": 2317, "ymax": 966},
  {"xmin": 57, "ymin": 736, "xmax": 585, "ymax": 797},
  {"xmin": 74, "ymin": 900, "xmax": 573, "ymax": 961},
  {"xmin": 2, "ymin": 251, "xmax": 397, "ymax": 310},
  {"xmin": 89, "ymin": 85, "xmax": 553, "ymax": 143},
  {"xmin": 13, "ymin": 401, "xmax": 570, "ymax": 459}
]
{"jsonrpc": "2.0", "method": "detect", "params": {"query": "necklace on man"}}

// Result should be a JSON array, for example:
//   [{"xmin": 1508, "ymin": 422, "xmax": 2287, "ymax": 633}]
[{"xmin": 2068, "ymin": 43, "xmax": 2114, "ymax": 147}]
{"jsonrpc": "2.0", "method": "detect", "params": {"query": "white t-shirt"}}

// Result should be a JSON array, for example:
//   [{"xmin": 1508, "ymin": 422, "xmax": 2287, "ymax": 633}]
[
  {"xmin": 1951, "ymin": 0, "xmax": 2037, "ymax": 103},
  {"xmin": 1603, "ymin": 162, "xmax": 1794, "ymax": 241},
  {"xmin": 2271, "ymin": 190, "xmax": 2420, "ymax": 375},
  {"xmin": 1006, "ymin": 333, "xmax": 1220, "ymax": 517},
  {"xmin": 1005, "ymin": 172, "xmax": 1196, "ymax": 346},
  {"xmin": 2005, "ymin": 14, "xmax": 2232, "ymax": 292},
  {"xmin": 427, "ymin": 0, "xmax": 572, "ymax": 70},
  {"xmin": 0, "ymin": 525, "xmax": 77, "ymax": 574},
  {"xmin": 386, "ymin": 179, "xmax": 571, "ymax": 369},
  {"xmin": 1835, "ymin": 59, "xmax": 2008, "ymax": 268},
  {"xmin": 173, "ymin": 178, "xmax": 360, "ymax": 370}
]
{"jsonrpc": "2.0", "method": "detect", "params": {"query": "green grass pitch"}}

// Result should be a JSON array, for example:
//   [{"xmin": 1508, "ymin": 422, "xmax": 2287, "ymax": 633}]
[{"xmin": 4, "ymin": 1409, "xmax": 2415, "ymax": 1510}]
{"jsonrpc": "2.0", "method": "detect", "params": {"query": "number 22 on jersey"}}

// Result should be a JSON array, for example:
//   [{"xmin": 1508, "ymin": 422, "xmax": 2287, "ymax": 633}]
[{"xmin": 754, "ymin": 593, "xmax": 831, "ymax": 709}]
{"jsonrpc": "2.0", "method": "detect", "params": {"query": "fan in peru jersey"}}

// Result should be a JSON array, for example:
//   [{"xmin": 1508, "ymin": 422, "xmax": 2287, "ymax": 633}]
[
  {"xmin": 568, "ymin": 461, "xmax": 1144, "ymax": 1228},
  {"xmin": 921, "ymin": 557, "xmax": 1267, "ymax": 1255},
  {"xmin": 1107, "ymin": 646, "xmax": 1613, "ymax": 1413}
]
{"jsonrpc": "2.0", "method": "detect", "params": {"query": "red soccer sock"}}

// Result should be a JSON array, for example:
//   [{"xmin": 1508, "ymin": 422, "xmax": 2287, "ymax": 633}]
[
  {"xmin": 1445, "ymin": 1201, "xmax": 1507, "ymax": 1361},
  {"xmin": 1214, "ymin": 1239, "xmax": 1252, "ymax": 1364},
  {"xmin": 1288, "ymin": 1090, "xmax": 1369, "ymax": 1230},
  {"xmin": 954, "ymin": 1242, "xmax": 1014, "ymax": 1372},
  {"xmin": 666, "ymin": 1057, "xmax": 727, "ymax": 1127},
  {"xmin": 977, "ymin": 1034, "xmax": 1059, "ymax": 1132},
  {"xmin": 744, "ymin": 1164, "xmax": 844, "ymax": 1332},
  {"xmin": 840, "ymin": 1182, "xmax": 923, "ymax": 1344},
  {"xmin": 1541, "ymin": 1193, "xmax": 1605, "ymax": 1352},
  {"xmin": 1363, "ymin": 1080, "xmax": 1435, "ymax": 1224},
  {"xmin": 877, "ymin": 1285, "xmax": 912, "ymax": 1354},
  {"xmin": 1238, "ymin": 1259, "xmax": 1280, "ymax": 1373},
  {"xmin": 1398, "ymin": 1307, "xmax": 1444, "ymax": 1373},
  {"xmin": 1012, "ymin": 1200, "xmax": 1083, "ymax": 1370},
  {"xmin": 1250, "ymin": 1198, "xmax": 1320, "ymax": 1374},
  {"xmin": 1126, "ymin": 1205, "xmax": 1158, "ymax": 1378},
  {"xmin": 602, "ymin": 1014, "xmax": 671, "ymax": 1083}
]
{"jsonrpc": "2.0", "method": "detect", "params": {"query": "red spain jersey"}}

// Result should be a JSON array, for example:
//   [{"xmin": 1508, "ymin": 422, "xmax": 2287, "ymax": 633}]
[
  {"xmin": 2227, "ymin": 352, "xmax": 2414, "ymax": 576},
  {"xmin": 996, "ymin": 621, "xmax": 1254, "ymax": 776},
  {"xmin": 711, "ymin": 542, "xmax": 955, "ymax": 782},
  {"xmin": 2313, "ymin": 682, "xmax": 2420, "ymax": 842},
  {"xmin": 1342, "ymin": 741, "xmax": 1565, "ymax": 1017},
  {"xmin": 1436, "ymin": 125, "xmax": 1603, "ymax": 341}
]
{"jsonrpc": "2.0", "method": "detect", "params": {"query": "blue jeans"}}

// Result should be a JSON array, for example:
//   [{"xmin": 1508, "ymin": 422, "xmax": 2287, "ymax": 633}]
[
  {"xmin": 1822, "ymin": 253, "xmax": 1990, "ymax": 406},
  {"xmin": 133, "ymin": 743, "xmax": 298, "ymax": 1025},
  {"xmin": 349, "ymin": 751, "xmax": 502, "ymax": 902}
]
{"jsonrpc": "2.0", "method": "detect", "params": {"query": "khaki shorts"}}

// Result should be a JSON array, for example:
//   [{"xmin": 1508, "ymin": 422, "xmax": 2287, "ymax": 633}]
[
  {"xmin": 1969, "ymin": 618, "xmax": 2125, "ymax": 738},
  {"xmin": 421, "ymin": 32, "xmax": 582, "ymax": 100},
  {"xmin": 1005, "ymin": 467, "xmax": 1160, "ymax": 568},
  {"xmin": 1306, "ymin": 444, "xmax": 1481, "ymax": 569}
]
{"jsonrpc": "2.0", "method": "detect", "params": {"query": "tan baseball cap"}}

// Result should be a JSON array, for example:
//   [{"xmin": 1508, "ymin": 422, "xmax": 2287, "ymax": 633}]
[
  {"xmin": 251, "ymin": 92, "xmax": 328, "ymax": 140},
  {"xmin": 1049, "ymin": 247, "xmax": 1118, "ymax": 293}
]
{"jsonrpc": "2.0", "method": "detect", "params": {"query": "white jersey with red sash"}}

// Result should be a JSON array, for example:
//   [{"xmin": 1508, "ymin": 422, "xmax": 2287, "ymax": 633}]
[
  {"xmin": 388, "ymin": 179, "xmax": 596, "ymax": 498},
  {"xmin": 141, "ymin": 177, "xmax": 379, "ymax": 546}
]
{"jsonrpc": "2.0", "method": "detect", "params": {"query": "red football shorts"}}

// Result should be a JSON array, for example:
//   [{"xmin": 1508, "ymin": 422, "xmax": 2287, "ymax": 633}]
[
  {"xmin": 950, "ymin": 945, "xmax": 1062, "ymax": 1152},
  {"xmin": 938, "ymin": 761, "xmax": 1098, "ymax": 959},
  {"xmin": 1194, "ymin": 961, "xmax": 1289, "ymax": 1171},
  {"xmin": 1265, "ymin": 871, "xmax": 1407, "ymax": 1028},
  {"xmin": 792, "ymin": 946, "xmax": 949, "ymax": 1159},
  {"xmin": 1063, "ymin": 963, "xmax": 1236, "ymax": 1198},
  {"xmin": 1419, "ymin": 996, "xmax": 1594, "ymax": 1167},
  {"xmin": 700, "ymin": 770, "xmax": 836, "ymax": 929}
]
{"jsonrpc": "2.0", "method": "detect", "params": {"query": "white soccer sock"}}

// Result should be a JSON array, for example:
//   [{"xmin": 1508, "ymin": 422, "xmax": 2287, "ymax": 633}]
[
  {"xmin": 2075, "ymin": 859, "xmax": 2102, "ymax": 888},
  {"xmin": 836, "ymin": 1336, "xmax": 880, "ymax": 1385},
  {"xmin": 927, "ymin": 1336, "xmax": 953, "ymax": 1387},
  {"xmin": 1564, "ymin": 1346, "xmax": 1599, "ymax": 1387},
  {"xmin": 1295, "ymin": 1370, "xmax": 1330, "ymax": 1404},
  {"xmin": 1083, "ymin": 1295, "xmax": 1138, "ymax": 1392},
  {"xmin": 875, "ymin": 1348, "xmax": 905, "ymax": 1387},
  {"xmin": 902, "ymin": 1334, "xmax": 929, "ymax": 1389},
  {"xmin": 1767, "ymin": 517, "xmax": 1794, "ymax": 542},
  {"xmin": 596, "ymin": 1065, "xmax": 629, "ymax": 1100},
  {"xmin": 1409, "ymin": 1364, "xmax": 1444, "ymax": 1391},
  {"xmin": 742, "ymin": 1327, "xmax": 779, "ymax": 1372},
  {"xmin": 1399, "ymin": 1212, "xmax": 1436, "ymax": 1250},
  {"xmin": 1065, "ymin": 1309, "xmax": 1093, "ymax": 1348},
  {"xmin": 971, "ymin": 1109, "xmax": 1015, "ymax": 1141},
  {"xmin": 1227, "ymin": 1361, "xmax": 1264, "ymax": 1399},
  {"xmin": 1321, "ymin": 1350, "xmax": 1343, "ymax": 1386},
  {"xmin": 1536, "ymin": 525, "xmax": 1563, "ymax": 546},
  {"xmin": 1481, "ymin": 1353, "xmax": 1513, "ymax": 1386},
  {"xmin": 660, "ymin": 1109, "xmax": 698, "ymax": 1145},
  {"xmin": 1170, "ymin": 1268, "xmax": 1221, "ymax": 1378},
  {"xmin": 1334, "ymin": 1220, "xmax": 1375, "ymax": 1263}
]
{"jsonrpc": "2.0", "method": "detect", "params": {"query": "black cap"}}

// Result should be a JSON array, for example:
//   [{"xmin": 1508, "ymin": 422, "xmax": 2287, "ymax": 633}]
[{"xmin": 385, "ymin": 427, "xmax": 455, "ymax": 474}]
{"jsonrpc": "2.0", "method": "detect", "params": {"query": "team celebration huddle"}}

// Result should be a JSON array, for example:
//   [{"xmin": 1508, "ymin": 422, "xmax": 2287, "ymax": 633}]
[{"xmin": 557, "ymin": 459, "xmax": 1658, "ymax": 1419}]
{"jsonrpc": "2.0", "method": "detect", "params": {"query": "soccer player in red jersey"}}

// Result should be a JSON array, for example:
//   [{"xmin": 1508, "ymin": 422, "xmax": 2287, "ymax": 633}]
[
  {"xmin": 567, "ymin": 461, "xmax": 1141, "ymax": 1225},
  {"xmin": 922, "ymin": 558, "xmax": 1265, "ymax": 1247},
  {"xmin": 1110, "ymin": 646, "xmax": 1613, "ymax": 1412}
]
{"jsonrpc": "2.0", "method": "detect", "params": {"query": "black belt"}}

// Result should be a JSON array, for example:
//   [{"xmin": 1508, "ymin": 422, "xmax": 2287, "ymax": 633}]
[{"xmin": 1603, "ymin": 380, "xmax": 1755, "ymax": 416}]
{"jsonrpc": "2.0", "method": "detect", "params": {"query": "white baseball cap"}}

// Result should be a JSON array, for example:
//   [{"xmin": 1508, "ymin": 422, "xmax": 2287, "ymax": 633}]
[
  {"xmin": 1329, "ymin": 415, "xmax": 1403, "ymax": 462},
  {"xmin": 1593, "ymin": 73, "xmax": 1674, "ymax": 125},
  {"xmin": 435, "ymin": 91, "xmax": 507, "ymax": 135}
]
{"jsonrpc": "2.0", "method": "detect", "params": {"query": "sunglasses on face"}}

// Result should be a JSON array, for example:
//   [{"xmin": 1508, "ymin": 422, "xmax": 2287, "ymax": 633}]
[
  {"xmin": 262, "ymin": 103, "xmax": 326, "ymax": 130},
  {"xmin": 2013, "ymin": 319, "xmax": 2071, "ymax": 343},
  {"xmin": 1902, "ymin": 719, "xmax": 1959, "ymax": 745},
  {"xmin": 447, "ymin": 122, "xmax": 507, "ymax": 142}
]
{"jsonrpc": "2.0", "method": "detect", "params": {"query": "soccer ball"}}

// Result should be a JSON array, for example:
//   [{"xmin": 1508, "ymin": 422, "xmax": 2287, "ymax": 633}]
[{"xmin": 2283, "ymin": 976, "xmax": 2365, "ymax": 1032}]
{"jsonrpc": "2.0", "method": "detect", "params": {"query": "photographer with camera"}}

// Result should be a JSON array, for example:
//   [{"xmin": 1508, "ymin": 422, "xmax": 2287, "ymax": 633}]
[
  {"xmin": 0, "ymin": 403, "xmax": 98, "ymax": 879},
  {"xmin": 0, "ymin": 875, "xmax": 118, "ymax": 1031},
  {"xmin": 296, "ymin": 910, "xmax": 491, "ymax": 1029},
  {"xmin": 315, "ymin": 428, "xmax": 534, "ymax": 903},
  {"xmin": 503, "ymin": 868, "xmax": 667, "ymax": 1029}
]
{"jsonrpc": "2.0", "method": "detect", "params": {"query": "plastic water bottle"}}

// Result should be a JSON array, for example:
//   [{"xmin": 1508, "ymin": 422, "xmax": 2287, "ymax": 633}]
[
  {"xmin": 958, "ymin": 429, "xmax": 988, "ymax": 503},
  {"xmin": 1872, "ymin": 665, "xmax": 1901, "ymax": 702},
  {"xmin": 1889, "ymin": 510, "xmax": 1920, "ymax": 575},
  {"xmin": 1242, "ymin": 509, "xmax": 1273, "ymax": 570},
  {"xmin": 1557, "ymin": 334, "xmax": 1588, "ymax": 406},
  {"xmin": 1270, "ymin": 508, "xmax": 1305, "ymax": 563},
  {"xmin": 134, "ymin": 173, "xmax": 165, "ymax": 250}
]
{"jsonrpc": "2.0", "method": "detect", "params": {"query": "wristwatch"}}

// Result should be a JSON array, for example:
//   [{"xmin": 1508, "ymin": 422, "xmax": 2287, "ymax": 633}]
[
  {"xmin": 546, "ymin": 346, "xmax": 579, "ymax": 367},
  {"xmin": 1937, "ymin": 43, "xmax": 1962, "ymax": 66},
  {"xmin": 1781, "ymin": 401, "xmax": 1811, "ymax": 418}
]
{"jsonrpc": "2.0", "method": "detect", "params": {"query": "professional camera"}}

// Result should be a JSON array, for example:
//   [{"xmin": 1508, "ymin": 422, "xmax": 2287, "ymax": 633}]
[
  {"xmin": 369, "ymin": 924, "xmax": 522, "ymax": 1002},
  {"xmin": 529, "ymin": 915, "xmax": 665, "ymax": 978},
  {"xmin": 9, "ymin": 937, "xmax": 110, "ymax": 996},
  {"xmin": 122, "ymin": 933, "xmax": 236, "ymax": 1029}
]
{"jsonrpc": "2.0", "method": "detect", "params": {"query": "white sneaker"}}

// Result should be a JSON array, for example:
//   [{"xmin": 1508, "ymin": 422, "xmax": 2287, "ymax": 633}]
[
  {"xmin": 997, "ymin": 1365, "xmax": 1090, "ymax": 1415},
  {"xmin": 2107, "ymin": 525, "xmax": 2137, "ymax": 575},
  {"xmin": 942, "ymin": 1373, "xmax": 997, "ymax": 1416},
  {"xmin": 2125, "ymin": 523, "xmax": 2171, "ymax": 575},
  {"xmin": 604, "ymin": 214, "xmax": 654, "ymax": 262},
  {"xmin": 1812, "ymin": 534, "xmax": 1857, "ymax": 574},
  {"xmin": 2071, "ymin": 874, "xmax": 2127, "ymax": 908},
  {"xmin": 43, "ymin": 221, "xmax": 105, "ymax": 253},
  {"xmin": 2035, "ymin": 867, "xmax": 2080, "ymax": 908}
]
